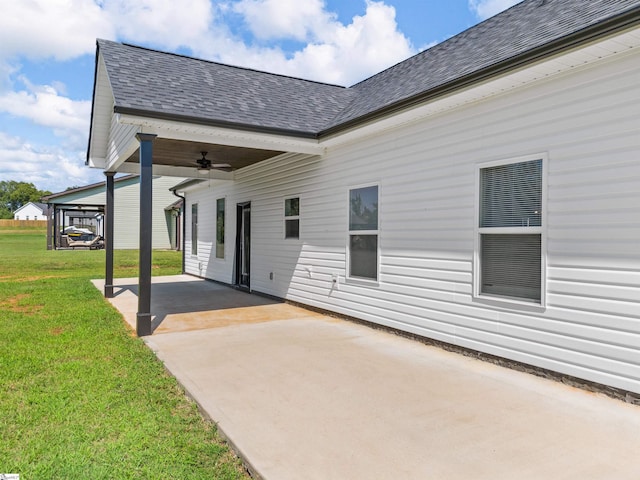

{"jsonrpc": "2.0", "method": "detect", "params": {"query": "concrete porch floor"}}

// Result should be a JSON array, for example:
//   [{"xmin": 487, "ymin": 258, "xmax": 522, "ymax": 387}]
[{"xmin": 93, "ymin": 275, "xmax": 640, "ymax": 480}]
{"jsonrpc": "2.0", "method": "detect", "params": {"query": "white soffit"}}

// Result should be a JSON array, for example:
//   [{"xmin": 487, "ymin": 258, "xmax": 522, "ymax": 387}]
[
  {"xmin": 116, "ymin": 114, "xmax": 325, "ymax": 156},
  {"xmin": 323, "ymin": 27, "xmax": 640, "ymax": 149}
]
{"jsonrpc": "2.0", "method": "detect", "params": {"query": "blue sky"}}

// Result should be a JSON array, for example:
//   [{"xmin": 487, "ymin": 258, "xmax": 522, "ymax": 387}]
[{"xmin": 0, "ymin": 0, "xmax": 521, "ymax": 193}]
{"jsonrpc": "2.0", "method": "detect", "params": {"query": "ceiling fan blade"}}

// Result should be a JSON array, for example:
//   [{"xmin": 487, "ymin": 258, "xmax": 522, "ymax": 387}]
[{"xmin": 211, "ymin": 163, "xmax": 233, "ymax": 172}]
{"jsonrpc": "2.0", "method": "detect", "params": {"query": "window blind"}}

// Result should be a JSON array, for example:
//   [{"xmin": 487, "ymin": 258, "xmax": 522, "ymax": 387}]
[
  {"xmin": 480, "ymin": 159, "xmax": 542, "ymax": 228},
  {"xmin": 481, "ymin": 234, "xmax": 541, "ymax": 301}
]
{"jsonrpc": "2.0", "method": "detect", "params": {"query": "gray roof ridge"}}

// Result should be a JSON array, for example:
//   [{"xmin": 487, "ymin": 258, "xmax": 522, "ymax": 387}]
[
  {"xmin": 319, "ymin": 0, "xmax": 540, "ymax": 130},
  {"xmin": 348, "ymin": 0, "xmax": 527, "ymax": 91},
  {"xmin": 97, "ymin": 38, "xmax": 349, "ymax": 90},
  {"xmin": 321, "ymin": 0, "xmax": 640, "ymax": 134}
]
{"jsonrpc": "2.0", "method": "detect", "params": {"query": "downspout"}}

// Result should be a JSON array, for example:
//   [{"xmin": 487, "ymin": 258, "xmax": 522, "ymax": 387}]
[{"xmin": 172, "ymin": 189, "xmax": 186, "ymax": 274}]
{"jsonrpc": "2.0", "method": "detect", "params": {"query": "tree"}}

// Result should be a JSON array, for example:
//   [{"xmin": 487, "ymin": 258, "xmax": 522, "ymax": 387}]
[{"xmin": 0, "ymin": 181, "xmax": 52, "ymax": 219}]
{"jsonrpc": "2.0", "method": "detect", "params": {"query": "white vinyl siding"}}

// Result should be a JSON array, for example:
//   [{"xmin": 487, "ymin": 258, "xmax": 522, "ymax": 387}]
[
  {"xmin": 46, "ymin": 176, "xmax": 184, "ymax": 249},
  {"xmin": 88, "ymin": 55, "xmax": 114, "ymax": 164},
  {"xmin": 184, "ymin": 47, "xmax": 640, "ymax": 395},
  {"xmin": 13, "ymin": 203, "xmax": 47, "ymax": 221},
  {"xmin": 107, "ymin": 115, "xmax": 138, "ymax": 168}
]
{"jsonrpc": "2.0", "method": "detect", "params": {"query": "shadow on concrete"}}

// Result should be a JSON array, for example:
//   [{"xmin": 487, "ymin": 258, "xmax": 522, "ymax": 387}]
[{"xmin": 95, "ymin": 275, "xmax": 321, "ymax": 335}]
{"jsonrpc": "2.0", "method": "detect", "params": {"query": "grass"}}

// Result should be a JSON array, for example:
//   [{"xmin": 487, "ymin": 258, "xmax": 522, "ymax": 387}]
[{"xmin": 0, "ymin": 227, "xmax": 250, "ymax": 479}]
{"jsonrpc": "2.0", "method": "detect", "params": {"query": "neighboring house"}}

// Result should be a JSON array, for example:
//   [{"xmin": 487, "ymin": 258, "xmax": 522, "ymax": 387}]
[
  {"xmin": 42, "ymin": 175, "xmax": 185, "ymax": 249},
  {"xmin": 13, "ymin": 202, "xmax": 48, "ymax": 221},
  {"xmin": 87, "ymin": 0, "xmax": 640, "ymax": 397}
]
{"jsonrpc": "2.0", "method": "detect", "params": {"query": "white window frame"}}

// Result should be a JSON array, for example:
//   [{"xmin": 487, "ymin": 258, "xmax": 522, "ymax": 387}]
[
  {"xmin": 473, "ymin": 153, "xmax": 547, "ymax": 308},
  {"xmin": 346, "ymin": 183, "xmax": 380, "ymax": 284},
  {"xmin": 284, "ymin": 196, "xmax": 300, "ymax": 240}
]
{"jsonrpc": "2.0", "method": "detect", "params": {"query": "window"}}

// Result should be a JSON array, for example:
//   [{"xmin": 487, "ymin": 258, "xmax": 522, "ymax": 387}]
[
  {"xmin": 216, "ymin": 198, "xmax": 225, "ymax": 258},
  {"xmin": 477, "ymin": 157, "xmax": 544, "ymax": 303},
  {"xmin": 348, "ymin": 185, "xmax": 379, "ymax": 281},
  {"xmin": 191, "ymin": 203, "xmax": 198, "ymax": 256},
  {"xmin": 284, "ymin": 197, "xmax": 300, "ymax": 239}
]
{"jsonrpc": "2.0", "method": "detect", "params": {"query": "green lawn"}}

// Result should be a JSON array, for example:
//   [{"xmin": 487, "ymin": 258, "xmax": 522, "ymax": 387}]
[{"xmin": 0, "ymin": 228, "xmax": 250, "ymax": 479}]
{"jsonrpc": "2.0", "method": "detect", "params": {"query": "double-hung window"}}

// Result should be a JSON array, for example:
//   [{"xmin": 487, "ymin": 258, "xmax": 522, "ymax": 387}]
[
  {"xmin": 477, "ymin": 156, "xmax": 545, "ymax": 304},
  {"xmin": 216, "ymin": 198, "xmax": 225, "ymax": 258},
  {"xmin": 348, "ymin": 185, "xmax": 379, "ymax": 281},
  {"xmin": 284, "ymin": 197, "xmax": 300, "ymax": 239}
]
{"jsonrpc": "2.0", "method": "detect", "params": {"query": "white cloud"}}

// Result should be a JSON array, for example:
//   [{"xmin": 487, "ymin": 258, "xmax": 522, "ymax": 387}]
[
  {"xmin": 1, "ymin": 0, "xmax": 416, "ymax": 87},
  {"xmin": 0, "ymin": 77, "xmax": 91, "ymax": 149},
  {"xmin": 103, "ymin": 0, "xmax": 215, "ymax": 51},
  {"xmin": 0, "ymin": 0, "xmax": 114, "ymax": 62},
  {"xmin": 208, "ymin": 0, "xmax": 415, "ymax": 85},
  {"xmin": 234, "ymin": 0, "xmax": 334, "ymax": 41},
  {"xmin": 0, "ymin": 0, "xmax": 418, "ymax": 192},
  {"xmin": 0, "ymin": 0, "xmax": 214, "ymax": 64},
  {"xmin": 468, "ymin": 0, "xmax": 523, "ymax": 20},
  {"xmin": 0, "ymin": 132, "xmax": 103, "ymax": 193}
]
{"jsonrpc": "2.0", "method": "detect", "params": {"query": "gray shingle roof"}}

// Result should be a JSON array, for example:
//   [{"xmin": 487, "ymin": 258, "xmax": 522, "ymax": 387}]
[
  {"xmin": 329, "ymin": 0, "xmax": 640, "ymax": 129},
  {"xmin": 99, "ymin": 40, "xmax": 354, "ymax": 137},
  {"xmin": 97, "ymin": 0, "xmax": 640, "ymax": 138}
]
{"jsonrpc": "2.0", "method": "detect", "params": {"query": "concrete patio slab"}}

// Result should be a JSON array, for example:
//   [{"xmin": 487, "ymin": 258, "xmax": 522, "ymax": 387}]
[
  {"xmin": 94, "ymin": 275, "xmax": 640, "ymax": 480},
  {"xmin": 92, "ymin": 275, "xmax": 325, "ymax": 334}
]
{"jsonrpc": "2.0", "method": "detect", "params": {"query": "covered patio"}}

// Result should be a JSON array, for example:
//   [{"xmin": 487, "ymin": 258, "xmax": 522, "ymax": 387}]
[
  {"xmin": 87, "ymin": 40, "xmax": 327, "ymax": 335},
  {"xmin": 92, "ymin": 275, "xmax": 640, "ymax": 480}
]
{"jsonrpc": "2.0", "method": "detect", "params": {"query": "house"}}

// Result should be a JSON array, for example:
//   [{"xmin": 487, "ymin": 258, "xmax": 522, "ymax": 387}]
[
  {"xmin": 42, "ymin": 175, "xmax": 185, "ymax": 250},
  {"xmin": 86, "ymin": 0, "xmax": 640, "ymax": 398},
  {"xmin": 13, "ymin": 202, "xmax": 48, "ymax": 221}
]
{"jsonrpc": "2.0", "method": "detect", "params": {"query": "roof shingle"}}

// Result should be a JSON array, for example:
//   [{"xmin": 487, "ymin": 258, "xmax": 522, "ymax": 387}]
[
  {"xmin": 97, "ymin": 0, "xmax": 640, "ymax": 137},
  {"xmin": 99, "ymin": 40, "xmax": 354, "ymax": 136},
  {"xmin": 329, "ymin": 0, "xmax": 640, "ymax": 128}
]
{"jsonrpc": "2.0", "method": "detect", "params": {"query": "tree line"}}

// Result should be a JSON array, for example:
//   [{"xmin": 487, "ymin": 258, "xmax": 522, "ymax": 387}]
[{"xmin": 0, "ymin": 181, "xmax": 52, "ymax": 219}]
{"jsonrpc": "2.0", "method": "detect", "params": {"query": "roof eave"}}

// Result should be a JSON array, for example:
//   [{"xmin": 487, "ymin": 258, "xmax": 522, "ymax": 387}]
[
  {"xmin": 85, "ymin": 41, "xmax": 102, "ymax": 165},
  {"xmin": 319, "ymin": 4, "xmax": 640, "ymax": 138},
  {"xmin": 41, "ymin": 174, "xmax": 139, "ymax": 201},
  {"xmin": 113, "ymin": 106, "xmax": 320, "ymax": 140},
  {"xmin": 169, "ymin": 178, "xmax": 207, "ymax": 192}
]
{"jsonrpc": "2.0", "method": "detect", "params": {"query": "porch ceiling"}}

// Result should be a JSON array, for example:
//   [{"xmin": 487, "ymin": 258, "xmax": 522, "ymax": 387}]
[{"xmin": 123, "ymin": 138, "xmax": 285, "ymax": 170}]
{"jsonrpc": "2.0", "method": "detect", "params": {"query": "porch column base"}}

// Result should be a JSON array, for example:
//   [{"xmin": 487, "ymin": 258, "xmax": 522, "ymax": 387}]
[{"xmin": 136, "ymin": 313, "xmax": 152, "ymax": 337}]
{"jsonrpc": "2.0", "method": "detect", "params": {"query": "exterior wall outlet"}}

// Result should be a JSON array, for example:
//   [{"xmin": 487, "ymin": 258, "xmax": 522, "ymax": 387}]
[
  {"xmin": 269, "ymin": 272, "xmax": 274, "ymax": 280},
  {"xmin": 332, "ymin": 273, "xmax": 339, "ymax": 290}
]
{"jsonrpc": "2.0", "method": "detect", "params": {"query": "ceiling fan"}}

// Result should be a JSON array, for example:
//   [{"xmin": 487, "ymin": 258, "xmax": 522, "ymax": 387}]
[{"xmin": 196, "ymin": 151, "xmax": 233, "ymax": 174}]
